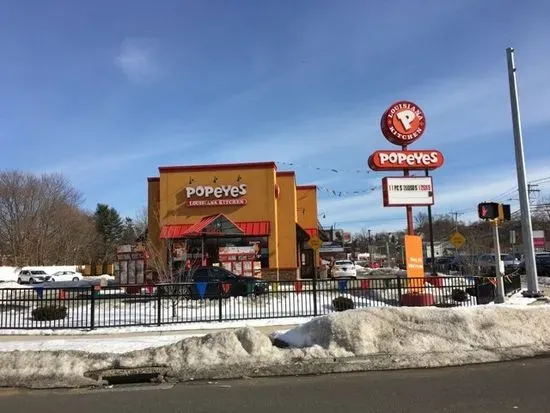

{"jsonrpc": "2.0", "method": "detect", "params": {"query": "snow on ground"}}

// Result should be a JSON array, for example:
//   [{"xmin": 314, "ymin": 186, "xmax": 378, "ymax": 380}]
[
  {"xmin": 0, "ymin": 278, "xmax": 480, "ymax": 331},
  {"xmin": 0, "ymin": 266, "xmax": 114, "ymax": 283},
  {"xmin": 2, "ymin": 306, "xmax": 550, "ymax": 388},
  {"xmin": 0, "ymin": 317, "xmax": 312, "ymax": 336}
]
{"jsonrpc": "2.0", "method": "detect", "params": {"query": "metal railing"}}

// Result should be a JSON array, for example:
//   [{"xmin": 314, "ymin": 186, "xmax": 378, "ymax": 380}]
[{"xmin": 0, "ymin": 275, "xmax": 519, "ymax": 330}]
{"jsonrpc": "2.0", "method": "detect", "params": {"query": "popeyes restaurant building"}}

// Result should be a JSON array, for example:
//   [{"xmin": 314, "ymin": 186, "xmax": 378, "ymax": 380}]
[{"xmin": 147, "ymin": 162, "xmax": 328, "ymax": 281}]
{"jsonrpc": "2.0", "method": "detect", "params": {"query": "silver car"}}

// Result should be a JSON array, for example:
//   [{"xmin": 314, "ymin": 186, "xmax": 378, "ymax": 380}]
[{"xmin": 17, "ymin": 270, "xmax": 48, "ymax": 284}]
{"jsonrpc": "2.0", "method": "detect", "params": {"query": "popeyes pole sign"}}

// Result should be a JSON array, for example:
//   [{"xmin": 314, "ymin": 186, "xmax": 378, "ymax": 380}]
[
  {"xmin": 368, "ymin": 101, "xmax": 444, "ymax": 234},
  {"xmin": 370, "ymin": 101, "xmax": 444, "ymax": 170},
  {"xmin": 185, "ymin": 184, "xmax": 248, "ymax": 207}
]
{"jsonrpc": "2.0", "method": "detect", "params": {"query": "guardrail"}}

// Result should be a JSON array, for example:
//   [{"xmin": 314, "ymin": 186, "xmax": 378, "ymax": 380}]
[{"xmin": 0, "ymin": 275, "xmax": 520, "ymax": 330}]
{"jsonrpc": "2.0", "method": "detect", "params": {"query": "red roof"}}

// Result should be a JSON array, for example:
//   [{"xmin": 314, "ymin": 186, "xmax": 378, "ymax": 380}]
[
  {"xmin": 237, "ymin": 221, "xmax": 270, "ymax": 236},
  {"xmin": 159, "ymin": 224, "xmax": 192, "ymax": 239},
  {"xmin": 159, "ymin": 215, "xmax": 271, "ymax": 239},
  {"xmin": 304, "ymin": 228, "xmax": 318, "ymax": 238}
]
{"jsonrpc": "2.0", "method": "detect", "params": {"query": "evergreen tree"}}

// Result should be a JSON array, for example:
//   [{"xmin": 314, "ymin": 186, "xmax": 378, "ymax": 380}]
[
  {"xmin": 94, "ymin": 203, "xmax": 123, "ymax": 263},
  {"xmin": 120, "ymin": 217, "xmax": 138, "ymax": 245}
]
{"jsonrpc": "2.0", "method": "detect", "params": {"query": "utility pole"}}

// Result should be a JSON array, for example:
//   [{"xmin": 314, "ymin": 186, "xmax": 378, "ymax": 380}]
[
  {"xmin": 449, "ymin": 211, "xmax": 464, "ymax": 231},
  {"xmin": 527, "ymin": 183, "xmax": 540, "ymax": 206},
  {"xmin": 506, "ymin": 47, "xmax": 541, "ymax": 297}
]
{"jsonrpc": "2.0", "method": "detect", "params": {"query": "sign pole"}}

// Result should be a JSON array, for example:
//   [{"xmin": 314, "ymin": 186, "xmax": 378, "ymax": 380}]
[
  {"xmin": 506, "ymin": 47, "xmax": 541, "ymax": 297},
  {"xmin": 425, "ymin": 169, "xmax": 436, "ymax": 275},
  {"xmin": 308, "ymin": 237, "xmax": 322, "ymax": 317},
  {"xmin": 402, "ymin": 145, "xmax": 414, "ymax": 236},
  {"xmin": 492, "ymin": 219, "xmax": 506, "ymax": 304}
]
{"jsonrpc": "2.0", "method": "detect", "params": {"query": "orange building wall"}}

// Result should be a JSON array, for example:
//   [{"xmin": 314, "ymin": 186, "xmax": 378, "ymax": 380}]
[
  {"xmin": 296, "ymin": 186, "xmax": 318, "ymax": 230},
  {"xmin": 158, "ymin": 163, "xmax": 279, "ymax": 268},
  {"xmin": 147, "ymin": 177, "xmax": 163, "ymax": 262},
  {"xmin": 276, "ymin": 172, "xmax": 298, "ymax": 269},
  {"xmin": 297, "ymin": 186, "xmax": 320, "ymax": 265}
]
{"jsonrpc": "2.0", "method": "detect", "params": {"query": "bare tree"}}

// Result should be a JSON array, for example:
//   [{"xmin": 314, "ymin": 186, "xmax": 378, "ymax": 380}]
[{"xmin": 0, "ymin": 170, "xmax": 99, "ymax": 266}]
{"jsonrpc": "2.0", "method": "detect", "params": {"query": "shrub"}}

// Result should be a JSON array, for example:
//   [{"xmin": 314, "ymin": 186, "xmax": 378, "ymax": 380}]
[
  {"xmin": 452, "ymin": 289, "xmax": 469, "ymax": 302},
  {"xmin": 332, "ymin": 296, "xmax": 355, "ymax": 312},
  {"xmin": 31, "ymin": 306, "xmax": 67, "ymax": 321}
]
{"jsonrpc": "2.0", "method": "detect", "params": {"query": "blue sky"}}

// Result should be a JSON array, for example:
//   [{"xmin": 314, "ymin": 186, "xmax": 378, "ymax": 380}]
[{"xmin": 1, "ymin": 0, "xmax": 549, "ymax": 234}]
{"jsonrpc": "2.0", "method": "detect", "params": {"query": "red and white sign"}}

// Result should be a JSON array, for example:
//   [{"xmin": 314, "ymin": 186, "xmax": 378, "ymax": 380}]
[
  {"xmin": 382, "ymin": 176, "xmax": 434, "ymax": 207},
  {"xmin": 186, "ymin": 184, "xmax": 247, "ymax": 199},
  {"xmin": 368, "ymin": 150, "xmax": 444, "ymax": 171},
  {"xmin": 381, "ymin": 101, "xmax": 426, "ymax": 146},
  {"xmin": 533, "ymin": 230, "xmax": 546, "ymax": 250},
  {"xmin": 186, "ymin": 184, "xmax": 247, "ymax": 207},
  {"xmin": 188, "ymin": 198, "xmax": 247, "ymax": 207}
]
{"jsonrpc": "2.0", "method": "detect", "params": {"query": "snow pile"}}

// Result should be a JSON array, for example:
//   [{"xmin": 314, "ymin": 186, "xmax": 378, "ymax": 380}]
[
  {"xmin": 0, "ymin": 267, "xmax": 20, "ymax": 283},
  {"xmin": 2, "ymin": 306, "xmax": 550, "ymax": 388},
  {"xmin": 276, "ymin": 306, "xmax": 550, "ymax": 358},
  {"xmin": 365, "ymin": 267, "xmax": 403, "ymax": 277},
  {"xmin": 0, "ymin": 266, "xmax": 82, "ymax": 282},
  {"xmin": 0, "ymin": 281, "xmax": 29, "ymax": 290}
]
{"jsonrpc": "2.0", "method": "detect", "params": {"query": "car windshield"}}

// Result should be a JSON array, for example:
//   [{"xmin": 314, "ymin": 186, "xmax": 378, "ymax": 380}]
[
  {"xmin": 335, "ymin": 261, "xmax": 353, "ymax": 265},
  {"xmin": 501, "ymin": 254, "xmax": 515, "ymax": 261},
  {"xmin": 31, "ymin": 271, "xmax": 46, "ymax": 275}
]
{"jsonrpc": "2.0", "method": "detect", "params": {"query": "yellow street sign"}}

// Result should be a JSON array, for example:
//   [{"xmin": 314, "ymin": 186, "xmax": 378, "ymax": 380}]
[
  {"xmin": 450, "ymin": 231, "xmax": 466, "ymax": 248},
  {"xmin": 308, "ymin": 237, "xmax": 323, "ymax": 250}
]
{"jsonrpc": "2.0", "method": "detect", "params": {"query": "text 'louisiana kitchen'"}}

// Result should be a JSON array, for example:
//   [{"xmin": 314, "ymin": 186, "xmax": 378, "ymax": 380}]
[{"xmin": 186, "ymin": 184, "xmax": 248, "ymax": 207}]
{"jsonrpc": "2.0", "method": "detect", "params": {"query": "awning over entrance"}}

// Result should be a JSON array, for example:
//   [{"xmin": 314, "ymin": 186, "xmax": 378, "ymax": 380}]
[{"xmin": 160, "ymin": 214, "xmax": 271, "ymax": 239}]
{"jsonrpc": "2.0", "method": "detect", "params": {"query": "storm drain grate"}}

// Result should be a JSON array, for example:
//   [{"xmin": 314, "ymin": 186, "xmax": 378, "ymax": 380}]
[{"xmin": 86, "ymin": 367, "xmax": 169, "ymax": 386}]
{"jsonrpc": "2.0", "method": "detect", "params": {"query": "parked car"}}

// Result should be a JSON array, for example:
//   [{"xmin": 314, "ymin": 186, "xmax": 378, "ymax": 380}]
[
  {"xmin": 17, "ymin": 269, "xmax": 48, "ymax": 284},
  {"xmin": 331, "ymin": 260, "xmax": 357, "ymax": 279},
  {"xmin": 161, "ymin": 266, "xmax": 269, "ymax": 299},
  {"xmin": 519, "ymin": 255, "xmax": 550, "ymax": 277},
  {"xmin": 45, "ymin": 270, "xmax": 84, "ymax": 283},
  {"xmin": 477, "ymin": 254, "xmax": 520, "ymax": 275}
]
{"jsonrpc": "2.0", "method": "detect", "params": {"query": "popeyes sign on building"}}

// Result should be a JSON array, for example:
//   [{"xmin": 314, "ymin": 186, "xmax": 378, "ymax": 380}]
[{"xmin": 185, "ymin": 184, "xmax": 248, "ymax": 207}]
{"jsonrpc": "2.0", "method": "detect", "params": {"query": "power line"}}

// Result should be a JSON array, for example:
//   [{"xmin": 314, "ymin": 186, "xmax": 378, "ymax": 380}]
[{"xmin": 276, "ymin": 161, "xmax": 371, "ymax": 175}]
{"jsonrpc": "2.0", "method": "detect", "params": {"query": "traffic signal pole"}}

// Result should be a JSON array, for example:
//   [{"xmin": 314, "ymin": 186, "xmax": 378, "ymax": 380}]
[
  {"xmin": 491, "ymin": 219, "xmax": 506, "ymax": 304},
  {"xmin": 506, "ymin": 47, "xmax": 541, "ymax": 297}
]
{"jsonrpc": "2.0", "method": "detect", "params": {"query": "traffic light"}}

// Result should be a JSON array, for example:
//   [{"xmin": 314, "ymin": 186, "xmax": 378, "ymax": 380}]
[
  {"xmin": 478, "ymin": 202, "xmax": 512, "ymax": 221},
  {"xmin": 478, "ymin": 202, "xmax": 500, "ymax": 220},
  {"xmin": 499, "ymin": 203, "xmax": 511, "ymax": 221}
]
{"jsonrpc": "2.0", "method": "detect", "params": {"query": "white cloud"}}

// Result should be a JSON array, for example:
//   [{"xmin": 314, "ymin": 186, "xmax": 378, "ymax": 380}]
[{"xmin": 114, "ymin": 38, "xmax": 160, "ymax": 83}]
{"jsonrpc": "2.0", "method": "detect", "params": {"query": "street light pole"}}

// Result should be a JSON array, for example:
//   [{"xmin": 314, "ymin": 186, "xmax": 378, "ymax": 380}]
[{"xmin": 506, "ymin": 47, "xmax": 542, "ymax": 297}]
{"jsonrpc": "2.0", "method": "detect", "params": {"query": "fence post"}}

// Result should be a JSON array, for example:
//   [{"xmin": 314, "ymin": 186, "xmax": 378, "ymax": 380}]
[
  {"xmin": 218, "ymin": 282, "xmax": 223, "ymax": 322},
  {"xmin": 312, "ymin": 276, "xmax": 318, "ymax": 317},
  {"xmin": 90, "ymin": 285, "xmax": 95, "ymax": 330},
  {"xmin": 157, "ymin": 286, "xmax": 162, "ymax": 326},
  {"xmin": 396, "ymin": 276, "xmax": 403, "ymax": 306}
]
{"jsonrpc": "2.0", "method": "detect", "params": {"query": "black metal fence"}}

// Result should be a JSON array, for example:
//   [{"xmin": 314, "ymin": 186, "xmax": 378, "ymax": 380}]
[{"xmin": 0, "ymin": 275, "xmax": 520, "ymax": 330}]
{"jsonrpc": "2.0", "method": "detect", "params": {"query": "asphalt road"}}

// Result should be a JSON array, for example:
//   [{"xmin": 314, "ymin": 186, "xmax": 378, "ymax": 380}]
[{"xmin": 1, "ymin": 357, "xmax": 550, "ymax": 412}]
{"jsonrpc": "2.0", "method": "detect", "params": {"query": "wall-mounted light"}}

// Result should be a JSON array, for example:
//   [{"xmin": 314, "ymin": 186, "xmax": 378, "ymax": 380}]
[
  {"xmin": 237, "ymin": 175, "xmax": 242, "ymax": 182},
  {"xmin": 188, "ymin": 177, "xmax": 195, "ymax": 184},
  {"xmin": 213, "ymin": 176, "xmax": 218, "ymax": 183}
]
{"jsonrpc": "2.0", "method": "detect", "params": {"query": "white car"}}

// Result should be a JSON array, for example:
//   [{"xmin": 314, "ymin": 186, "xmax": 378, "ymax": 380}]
[
  {"xmin": 45, "ymin": 270, "xmax": 84, "ymax": 283},
  {"xmin": 332, "ymin": 260, "xmax": 357, "ymax": 279},
  {"xmin": 17, "ymin": 269, "xmax": 48, "ymax": 284}
]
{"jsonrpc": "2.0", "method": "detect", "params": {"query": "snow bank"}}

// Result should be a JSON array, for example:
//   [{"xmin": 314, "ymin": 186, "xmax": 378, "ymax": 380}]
[
  {"xmin": 0, "ymin": 267, "xmax": 19, "ymax": 283},
  {"xmin": 0, "ymin": 266, "xmax": 81, "ymax": 282},
  {"xmin": 3, "ymin": 306, "xmax": 550, "ymax": 388}
]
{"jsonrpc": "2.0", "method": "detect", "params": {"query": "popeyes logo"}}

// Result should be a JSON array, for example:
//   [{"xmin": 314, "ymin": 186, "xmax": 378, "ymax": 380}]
[
  {"xmin": 381, "ymin": 101, "xmax": 426, "ymax": 146},
  {"xmin": 185, "ymin": 184, "xmax": 247, "ymax": 207},
  {"xmin": 368, "ymin": 150, "xmax": 444, "ymax": 171}
]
